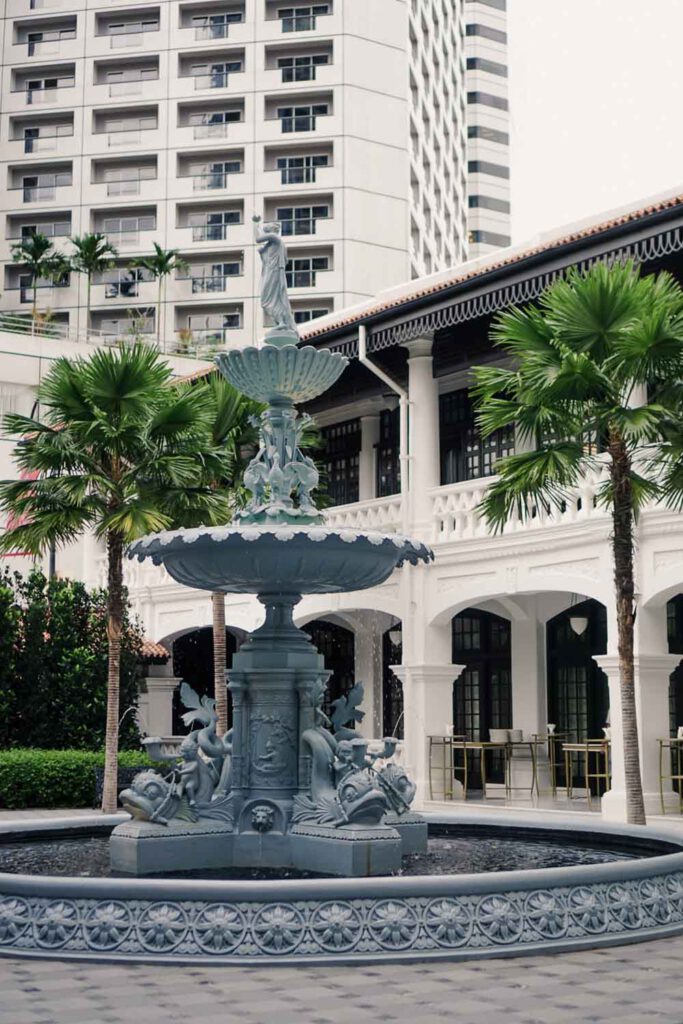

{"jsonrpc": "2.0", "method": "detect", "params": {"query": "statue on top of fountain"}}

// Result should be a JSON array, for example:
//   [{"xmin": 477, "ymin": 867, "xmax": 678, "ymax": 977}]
[{"xmin": 253, "ymin": 213, "xmax": 299, "ymax": 346}]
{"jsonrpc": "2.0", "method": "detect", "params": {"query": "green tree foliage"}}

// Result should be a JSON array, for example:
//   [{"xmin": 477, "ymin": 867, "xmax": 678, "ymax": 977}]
[{"xmin": 0, "ymin": 568, "xmax": 142, "ymax": 750}]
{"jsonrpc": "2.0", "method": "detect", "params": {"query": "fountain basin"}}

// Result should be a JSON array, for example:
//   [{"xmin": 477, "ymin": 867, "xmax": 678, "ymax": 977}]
[
  {"xmin": 2, "ymin": 812, "xmax": 683, "ymax": 964},
  {"xmin": 128, "ymin": 524, "xmax": 433, "ymax": 595},
  {"xmin": 215, "ymin": 345, "xmax": 347, "ymax": 404}
]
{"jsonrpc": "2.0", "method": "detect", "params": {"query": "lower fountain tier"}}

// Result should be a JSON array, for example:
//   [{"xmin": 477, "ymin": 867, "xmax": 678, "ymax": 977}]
[
  {"xmin": 127, "ymin": 523, "xmax": 433, "ymax": 595},
  {"xmin": 109, "ymin": 815, "xmax": 427, "ymax": 877}
]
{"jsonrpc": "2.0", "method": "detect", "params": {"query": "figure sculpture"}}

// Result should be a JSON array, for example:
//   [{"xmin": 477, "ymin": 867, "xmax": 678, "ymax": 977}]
[{"xmin": 253, "ymin": 214, "xmax": 298, "ymax": 339}]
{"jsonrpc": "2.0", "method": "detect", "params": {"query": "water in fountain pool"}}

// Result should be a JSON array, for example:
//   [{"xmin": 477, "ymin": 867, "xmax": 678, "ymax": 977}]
[{"xmin": 0, "ymin": 825, "xmax": 663, "ymax": 880}]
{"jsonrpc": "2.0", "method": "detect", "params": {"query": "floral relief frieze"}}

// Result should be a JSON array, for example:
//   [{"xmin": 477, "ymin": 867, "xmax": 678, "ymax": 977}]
[{"xmin": 2, "ymin": 872, "xmax": 683, "ymax": 964}]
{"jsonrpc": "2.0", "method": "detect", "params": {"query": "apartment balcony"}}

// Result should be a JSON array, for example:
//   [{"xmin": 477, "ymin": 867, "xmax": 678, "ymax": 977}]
[
  {"xmin": 259, "ymin": 111, "xmax": 338, "ymax": 144},
  {"xmin": 90, "ymin": 77, "xmax": 163, "ymax": 104},
  {"xmin": 259, "ymin": 158, "xmax": 336, "ymax": 193},
  {"xmin": 7, "ymin": 121, "xmax": 77, "ymax": 159},
  {"xmin": 260, "ymin": 60, "xmax": 336, "ymax": 95},
  {"xmin": 262, "ymin": 4, "xmax": 341, "ymax": 42},
  {"xmin": 172, "ymin": 271, "xmax": 244, "ymax": 301},
  {"xmin": 176, "ymin": 18, "xmax": 251, "ymax": 51},
  {"xmin": 6, "ymin": 78, "xmax": 75, "ymax": 113},
  {"xmin": 2, "ymin": 279, "xmax": 74, "ymax": 311},
  {"xmin": 5, "ymin": 179, "xmax": 77, "ymax": 210},
  {"xmin": 8, "ymin": 23, "xmax": 80, "ymax": 64},
  {"xmin": 89, "ymin": 278, "xmax": 158, "ymax": 307},
  {"xmin": 172, "ymin": 168, "xmax": 245, "ymax": 199},
  {"xmin": 173, "ymin": 119, "xmax": 251, "ymax": 149},
  {"xmin": 89, "ymin": 26, "xmax": 162, "ymax": 60},
  {"xmin": 90, "ymin": 110, "xmax": 161, "ymax": 153},
  {"xmin": 88, "ymin": 175, "xmax": 160, "ymax": 203},
  {"xmin": 173, "ymin": 66, "xmax": 246, "ymax": 100},
  {"xmin": 173, "ymin": 222, "xmax": 250, "ymax": 250}
]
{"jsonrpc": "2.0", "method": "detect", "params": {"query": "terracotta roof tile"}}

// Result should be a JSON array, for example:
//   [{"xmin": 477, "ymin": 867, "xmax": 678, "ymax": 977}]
[{"xmin": 140, "ymin": 640, "xmax": 170, "ymax": 661}]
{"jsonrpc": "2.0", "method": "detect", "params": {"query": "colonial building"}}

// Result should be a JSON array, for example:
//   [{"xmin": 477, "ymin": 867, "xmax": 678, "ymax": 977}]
[{"xmin": 105, "ymin": 186, "xmax": 683, "ymax": 823}]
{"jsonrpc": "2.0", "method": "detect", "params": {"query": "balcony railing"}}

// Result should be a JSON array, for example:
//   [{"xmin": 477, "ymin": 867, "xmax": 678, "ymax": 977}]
[
  {"xmin": 280, "ymin": 13, "xmax": 326, "ymax": 32},
  {"xmin": 324, "ymin": 495, "xmax": 404, "ymax": 533},
  {"xmin": 187, "ymin": 70, "xmax": 242, "ymax": 91},
  {"xmin": 23, "ymin": 83, "xmax": 74, "ymax": 105},
  {"xmin": 102, "ymin": 177, "xmax": 148, "ymax": 197},
  {"xmin": 185, "ymin": 170, "xmax": 241, "ymax": 192},
  {"xmin": 194, "ymin": 22, "xmax": 242, "ymax": 41},
  {"xmin": 21, "ymin": 132, "xmax": 73, "ymax": 154},
  {"xmin": 187, "ymin": 223, "xmax": 239, "ymax": 242},
  {"xmin": 186, "ymin": 273, "xmax": 240, "ymax": 294}
]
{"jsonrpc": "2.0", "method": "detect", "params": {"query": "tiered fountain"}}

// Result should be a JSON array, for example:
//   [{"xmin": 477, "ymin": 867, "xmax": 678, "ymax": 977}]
[{"xmin": 111, "ymin": 215, "xmax": 432, "ymax": 877}]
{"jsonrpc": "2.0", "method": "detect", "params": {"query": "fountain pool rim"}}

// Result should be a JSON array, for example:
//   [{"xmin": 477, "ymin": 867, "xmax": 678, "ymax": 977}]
[{"xmin": 2, "ymin": 811, "xmax": 683, "ymax": 964}]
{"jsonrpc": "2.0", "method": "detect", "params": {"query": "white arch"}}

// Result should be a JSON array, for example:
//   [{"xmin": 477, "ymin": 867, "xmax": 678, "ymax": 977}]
[
  {"xmin": 429, "ymin": 580, "xmax": 610, "ymax": 629},
  {"xmin": 642, "ymin": 576, "xmax": 683, "ymax": 610}
]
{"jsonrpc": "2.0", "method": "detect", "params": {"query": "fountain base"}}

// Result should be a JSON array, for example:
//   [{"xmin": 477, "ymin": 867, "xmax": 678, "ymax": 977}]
[{"xmin": 110, "ymin": 817, "xmax": 418, "ymax": 877}]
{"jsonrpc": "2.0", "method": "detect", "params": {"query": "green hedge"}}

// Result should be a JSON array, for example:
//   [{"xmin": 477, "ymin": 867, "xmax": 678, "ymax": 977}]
[{"xmin": 0, "ymin": 749, "xmax": 159, "ymax": 810}]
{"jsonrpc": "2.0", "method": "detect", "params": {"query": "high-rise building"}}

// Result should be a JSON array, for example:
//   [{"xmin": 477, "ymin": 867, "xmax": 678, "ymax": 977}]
[
  {"xmin": 465, "ymin": 0, "xmax": 511, "ymax": 258},
  {"xmin": 0, "ymin": 0, "xmax": 508, "ymax": 353}
]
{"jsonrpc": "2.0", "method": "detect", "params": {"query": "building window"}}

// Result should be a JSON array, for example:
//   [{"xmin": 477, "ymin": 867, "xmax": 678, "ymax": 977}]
[
  {"xmin": 192, "ymin": 11, "xmax": 244, "ymax": 40},
  {"xmin": 105, "ymin": 19, "xmax": 159, "ymax": 37},
  {"xmin": 189, "ymin": 159, "xmax": 242, "ymax": 190},
  {"xmin": 468, "ymin": 124, "xmax": 509, "ymax": 145},
  {"xmin": 189, "ymin": 209, "xmax": 241, "ymax": 242},
  {"xmin": 185, "ymin": 260, "xmax": 242, "ymax": 293},
  {"xmin": 439, "ymin": 389, "xmax": 514, "ymax": 485},
  {"xmin": 321, "ymin": 419, "xmax": 360, "ymax": 506},
  {"xmin": 285, "ymin": 255, "xmax": 328, "ymax": 288},
  {"xmin": 467, "ymin": 91, "xmax": 509, "ymax": 111},
  {"xmin": 189, "ymin": 60, "xmax": 243, "ymax": 89},
  {"xmin": 469, "ymin": 229, "xmax": 511, "ymax": 247},
  {"xmin": 277, "ymin": 53, "xmax": 329, "ymax": 82},
  {"xmin": 468, "ymin": 160, "xmax": 509, "ymax": 179},
  {"xmin": 278, "ymin": 5, "xmax": 330, "ymax": 32},
  {"xmin": 276, "ymin": 153, "xmax": 328, "ymax": 184},
  {"xmin": 26, "ymin": 27, "xmax": 76, "ymax": 56},
  {"xmin": 277, "ymin": 103, "xmax": 328, "ymax": 133},
  {"xmin": 467, "ymin": 0, "xmax": 506, "ymax": 10},
  {"xmin": 99, "ymin": 267, "xmax": 147, "ymax": 299},
  {"xmin": 276, "ymin": 204, "xmax": 329, "ymax": 235},
  {"xmin": 19, "ymin": 220, "xmax": 70, "ymax": 239},
  {"xmin": 293, "ymin": 306, "xmax": 329, "ymax": 323},
  {"xmin": 186, "ymin": 311, "xmax": 241, "ymax": 344},
  {"xmin": 468, "ymin": 195, "xmax": 510, "ymax": 214},
  {"xmin": 21, "ymin": 170, "xmax": 72, "ymax": 202},
  {"xmin": 376, "ymin": 407, "xmax": 400, "ymax": 498},
  {"xmin": 101, "ymin": 214, "xmax": 156, "ymax": 243},
  {"xmin": 466, "ymin": 57, "xmax": 508, "ymax": 77},
  {"xmin": 21, "ymin": 122, "xmax": 73, "ymax": 153},
  {"xmin": 465, "ymin": 22, "xmax": 507, "ymax": 43}
]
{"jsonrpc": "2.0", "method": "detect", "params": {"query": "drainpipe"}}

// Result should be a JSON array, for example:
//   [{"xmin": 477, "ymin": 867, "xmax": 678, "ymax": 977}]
[{"xmin": 357, "ymin": 324, "xmax": 410, "ymax": 533}]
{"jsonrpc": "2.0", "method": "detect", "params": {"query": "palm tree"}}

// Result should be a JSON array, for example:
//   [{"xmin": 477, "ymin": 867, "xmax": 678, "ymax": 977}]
[
  {"xmin": 11, "ymin": 233, "xmax": 70, "ymax": 332},
  {"xmin": 130, "ymin": 244, "xmax": 189, "ymax": 348},
  {"xmin": 0, "ymin": 344, "xmax": 233, "ymax": 812},
  {"xmin": 70, "ymin": 234, "xmax": 119, "ymax": 331},
  {"xmin": 472, "ymin": 260, "xmax": 683, "ymax": 825},
  {"xmin": 190, "ymin": 373, "xmax": 260, "ymax": 734}
]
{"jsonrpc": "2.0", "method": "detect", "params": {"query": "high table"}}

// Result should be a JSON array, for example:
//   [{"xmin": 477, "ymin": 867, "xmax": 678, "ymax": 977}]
[
  {"xmin": 428, "ymin": 736, "xmax": 545, "ymax": 800},
  {"xmin": 562, "ymin": 739, "xmax": 610, "ymax": 808}
]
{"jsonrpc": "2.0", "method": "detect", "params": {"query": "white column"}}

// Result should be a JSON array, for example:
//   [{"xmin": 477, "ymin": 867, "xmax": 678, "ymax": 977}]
[
  {"xmin": 391, "ymin": 663, "xmax": 465, "ymax": 807},
  {"xmin": 593, "ymin": 655, "xmax": 627, "ymax": 821},
  {"xmin": 510, "ymin": 602, "xmax": 545, "ymax": 736},
  {"xmin": 143, "ymin": 675, "xmax": 181, "ymax": 737},
  {"xmin": 634, "ymin": 653, "xmax": 682, "ymax": 813},
  {"xmin": 358, "ymin": 414, "xmax": 380, "ymax": 502},
  {"xmin": 404, "ymin": 336, "xmax": 440, "ymax": 537}
]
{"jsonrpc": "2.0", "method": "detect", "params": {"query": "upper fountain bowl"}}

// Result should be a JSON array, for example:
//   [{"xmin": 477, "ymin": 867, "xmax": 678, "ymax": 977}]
[
  {"xmin": 128, "ymin": 524, "xmax": 433, "ymax": 596},
  {"xmin": 216, "ymin": 345, "xmax": 347, "ymax": 405}
]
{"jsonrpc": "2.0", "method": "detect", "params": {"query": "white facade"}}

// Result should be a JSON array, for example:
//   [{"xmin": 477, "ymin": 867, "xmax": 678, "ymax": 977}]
[
  {"xmin": 0, "ymin": 0, "xmax": 480, "ymax": 351},
  {"xmin": 465, "ymin": 0, "xmax": 510, "ymax": 258}
]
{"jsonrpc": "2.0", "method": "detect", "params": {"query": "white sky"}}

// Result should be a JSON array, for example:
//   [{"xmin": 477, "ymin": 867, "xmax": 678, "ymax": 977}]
[{"xmin": 508, "ymin": 0, "xmax": 683, "ymax": 244}]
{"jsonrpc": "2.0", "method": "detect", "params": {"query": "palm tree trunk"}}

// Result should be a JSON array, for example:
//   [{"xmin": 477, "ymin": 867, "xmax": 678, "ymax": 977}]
[
  {"xmin": 608, "ymin": 430, "xmax": 646, "ymax": 825},
  {"xmin": 32, "ymin": 278, "xmax": 38, "ymax": 335},
  {"xmin": 212, "ymin": 591, "xmax": 228, "ymax": 735},
  {"xmin": 157, "ymin": 278, "xmax": 163, "ymax": 349},
  {"xmin": 86, "ymin": 273, "xmax": 91, "ymax": 335},
  {"xmin": 102, "ymin": 529, "xmax": 124, "ymax": 814}
]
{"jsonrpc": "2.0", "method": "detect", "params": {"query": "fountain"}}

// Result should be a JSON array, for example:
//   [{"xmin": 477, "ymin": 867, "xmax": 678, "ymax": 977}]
[
  {"xmin": 3, "ymin": 218, "xmax": 683, "ymax": 966},
  {"xmin": 111, "ymin": 213, "xmax": 432, "ymax": 877}
]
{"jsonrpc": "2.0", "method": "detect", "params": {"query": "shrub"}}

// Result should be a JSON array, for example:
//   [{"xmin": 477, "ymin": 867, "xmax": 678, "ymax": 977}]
[{"xmin": 0, "ymin": 749, "xmax": 160, "ymax": 809}]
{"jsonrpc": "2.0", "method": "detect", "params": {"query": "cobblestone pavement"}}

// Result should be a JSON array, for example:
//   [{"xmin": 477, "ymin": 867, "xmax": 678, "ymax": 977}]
[{"xmin": 2, "ymin": 936, "xmax": 683, "ymax": 1024}]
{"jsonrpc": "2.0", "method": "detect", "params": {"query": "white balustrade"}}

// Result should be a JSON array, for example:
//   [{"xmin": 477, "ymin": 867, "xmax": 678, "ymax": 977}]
[
  {"xmin": 430, "ymin": 464, "xmax": 611, "ymax": 544},
  {"xmin": 324, "ymin": 495, "xmax": 404, "ymax": 532}
]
